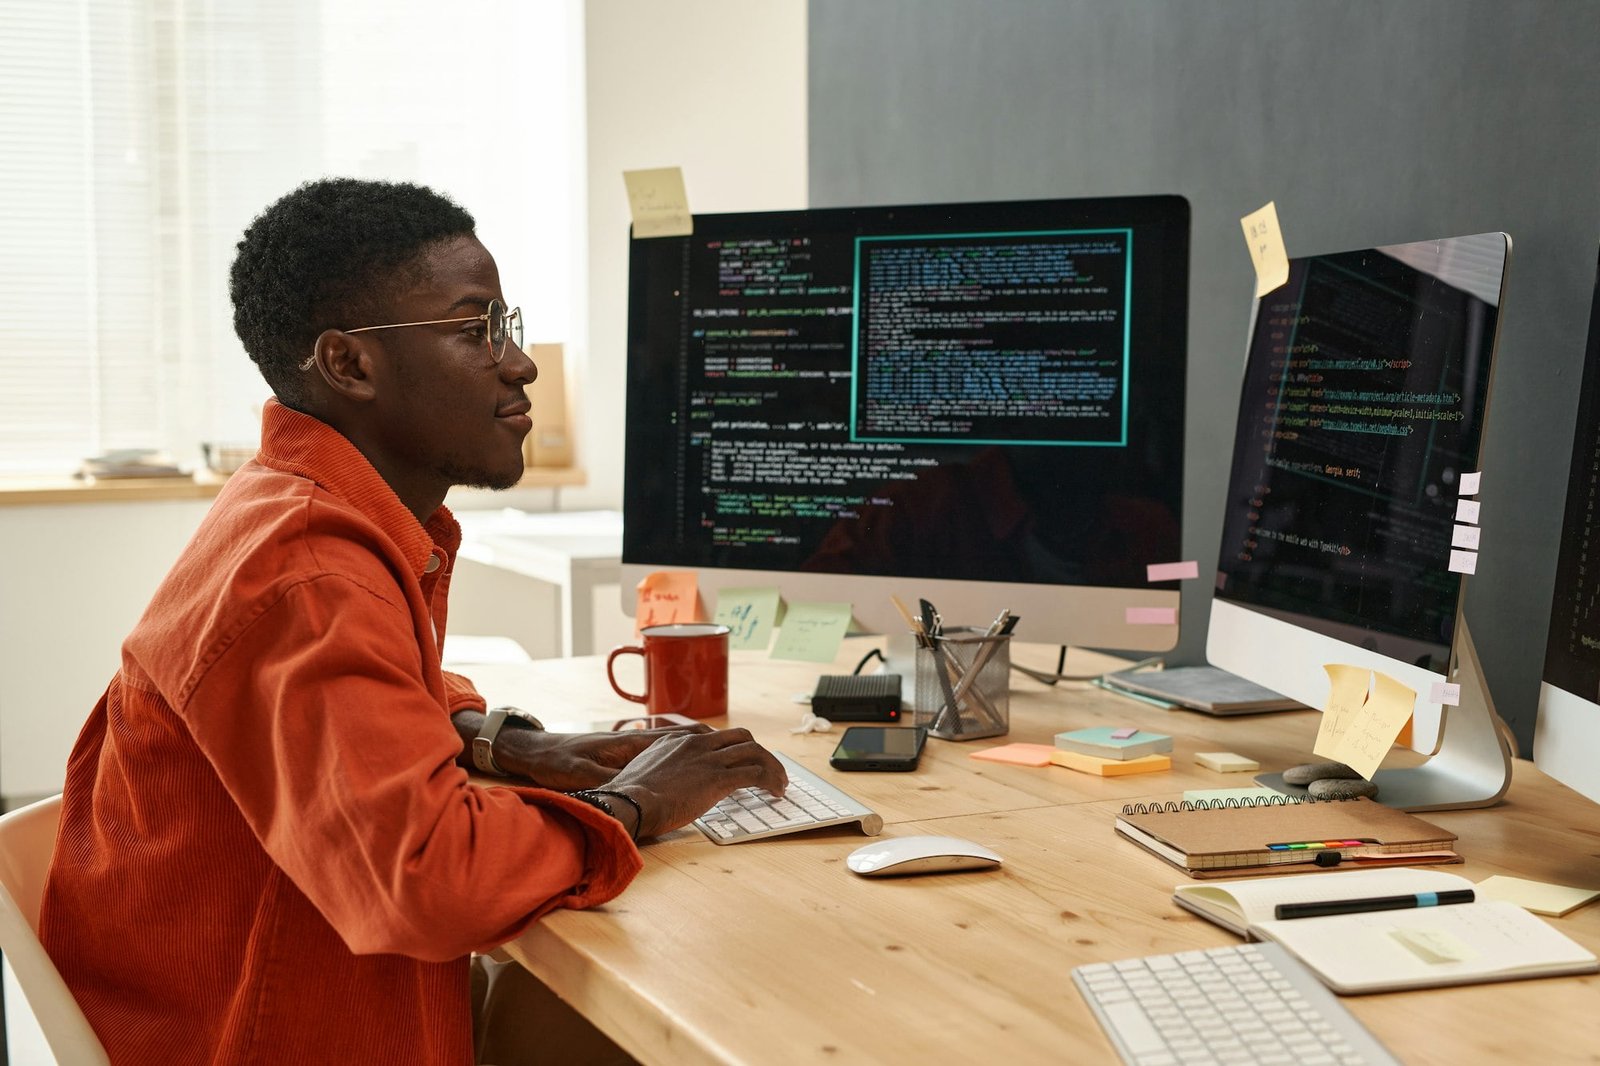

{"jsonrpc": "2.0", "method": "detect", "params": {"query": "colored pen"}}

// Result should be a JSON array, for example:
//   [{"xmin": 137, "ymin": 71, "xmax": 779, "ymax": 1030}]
[{"xmin": 1273, "ymin": 889, "xmax": 1475, "ymax": 921}]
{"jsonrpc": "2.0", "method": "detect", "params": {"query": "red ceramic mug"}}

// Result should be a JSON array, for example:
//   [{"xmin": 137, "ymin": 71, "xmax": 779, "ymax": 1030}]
[{"xmin": 606, "ymin": 623, "xmax": 730, "ymax": 720}]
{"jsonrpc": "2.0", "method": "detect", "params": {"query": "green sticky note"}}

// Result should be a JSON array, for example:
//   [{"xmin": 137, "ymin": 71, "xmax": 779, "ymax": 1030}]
[
  {"xmin": 713, "ymin": 587, "xmax": 783, "ymax": 651},
  {"xmin": 769, "ymin": 601, "xmax": 852, "ymax": 663}
]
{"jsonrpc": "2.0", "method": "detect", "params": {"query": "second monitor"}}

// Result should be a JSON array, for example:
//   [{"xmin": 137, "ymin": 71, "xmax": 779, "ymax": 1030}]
[{"xmin": 621, "ymin": 195, "xmax": 1191, "ymax": 650}]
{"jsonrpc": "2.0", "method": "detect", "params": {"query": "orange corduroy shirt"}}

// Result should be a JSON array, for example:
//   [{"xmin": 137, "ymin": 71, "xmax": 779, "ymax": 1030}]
[{"xmin": 40, "ymin": 400, "xmax": 642, "ymax": 1065}]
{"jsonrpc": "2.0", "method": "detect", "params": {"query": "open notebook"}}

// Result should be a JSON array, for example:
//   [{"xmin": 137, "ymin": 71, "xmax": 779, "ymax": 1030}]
[{"xmin": 1173, "ymin": 868, "xmax": 1598, "ymax": 993}]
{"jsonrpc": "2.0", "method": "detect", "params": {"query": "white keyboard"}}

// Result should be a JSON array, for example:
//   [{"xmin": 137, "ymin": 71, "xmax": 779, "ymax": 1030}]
[
  {"xmin": 1073, "ymin": 942, "xmax": 1399, "ymax": 1066},
  {"xmin": 693, "ymin": 752, "xmax": 883, "ymax": 844}
]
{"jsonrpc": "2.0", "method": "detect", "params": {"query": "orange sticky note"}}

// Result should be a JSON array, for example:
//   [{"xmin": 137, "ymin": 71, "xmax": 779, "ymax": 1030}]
[
  {"xmin": 969, "ymin": 743, "xmax": 1057, "ymax": 767},
  {"xmin": 634, "ymin": 570, "xmax": 702, "ymax": 635},
  {"xmin": 1049, "ymin": 750, "xmax": 1172, "ymax": 776}
]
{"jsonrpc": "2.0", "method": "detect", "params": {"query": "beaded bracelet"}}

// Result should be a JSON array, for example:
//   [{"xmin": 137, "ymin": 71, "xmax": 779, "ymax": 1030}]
[{"xmin": 569, "ymin": 788, "xmax": 644, "ymax": 842}]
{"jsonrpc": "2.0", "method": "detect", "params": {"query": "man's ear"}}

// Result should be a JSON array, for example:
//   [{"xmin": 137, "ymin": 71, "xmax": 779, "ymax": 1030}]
[{"xmin": 309, "ymin": 329, "xmax": 379, "ymax": 402}]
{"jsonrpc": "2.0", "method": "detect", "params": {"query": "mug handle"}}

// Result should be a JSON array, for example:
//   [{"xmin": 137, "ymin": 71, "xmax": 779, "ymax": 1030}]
[{"xmin": 606, "ymin": 645, "xmax": 649, "ymax": 704}]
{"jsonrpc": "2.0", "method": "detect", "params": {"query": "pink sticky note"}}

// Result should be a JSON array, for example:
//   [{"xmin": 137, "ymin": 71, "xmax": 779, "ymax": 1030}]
[
  {"xmin": 635, "ymin": 570, "xmax": 702, "ymax": 635},
  {"xmin": 1456, "ymin": 499, "xmax": 1480, "ymax": 524},
  {"xmin": 1458, "ymin": 471, "xmax": 1481, "ymax": 495},
  {"xmin": 1452, "ymin": 524, "xmax": 1481, "ymax": 550},
  {"xmin": 1110, "ymin": 727, "xmax": 1139, "ymax": 739},
  {"xmin": 1448, "ymin": 549, "xmax": 1478, "ymax": 575},
  {"xmin": 1126, "ymin": 606, "xmax": 1178, "ymax": 626},
  {"xmin": 1147, "ymin": 560, "xmax": 1200, "ymax": 582},
  {"xmin": 1431, "ymin": 682, "xmax": 1462, "ymax": 706}
]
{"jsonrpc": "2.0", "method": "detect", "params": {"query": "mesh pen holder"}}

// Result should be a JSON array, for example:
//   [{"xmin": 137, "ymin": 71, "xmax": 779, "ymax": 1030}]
[{"xmin": 914, "ymin": 627, "xmax": 1011, "ymax": 741}]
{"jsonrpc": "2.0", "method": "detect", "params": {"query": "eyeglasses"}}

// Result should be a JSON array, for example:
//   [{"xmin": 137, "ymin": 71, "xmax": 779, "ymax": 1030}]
[{"xmin": 299, "ymin": 298, "xmax": 523, "ymax": 370}]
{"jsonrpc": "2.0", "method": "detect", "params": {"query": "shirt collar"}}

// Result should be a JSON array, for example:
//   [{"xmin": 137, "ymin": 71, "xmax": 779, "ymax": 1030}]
[{"xmin": 254, "ymin": 398, "xmax": 460, "ymax": 576}]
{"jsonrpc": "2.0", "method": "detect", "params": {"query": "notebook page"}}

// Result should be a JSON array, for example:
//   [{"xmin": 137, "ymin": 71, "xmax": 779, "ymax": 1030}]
[{"xmin": 1254, "ymin": 901, "xmax": 1598, "ymax": 993}]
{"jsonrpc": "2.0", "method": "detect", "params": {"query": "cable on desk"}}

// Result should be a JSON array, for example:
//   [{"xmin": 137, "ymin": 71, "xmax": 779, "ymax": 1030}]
[
  {"xmin": 851, "ymin": 648, "xmax": 886, "ymax": 675},
  {"xmin": 1011, "ymin": 653, "xmax": 1164, "ymax": 685}
]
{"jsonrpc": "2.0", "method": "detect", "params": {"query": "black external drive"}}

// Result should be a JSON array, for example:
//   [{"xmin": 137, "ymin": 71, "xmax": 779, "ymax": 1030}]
[{"xmin": 812, "ymin": 674, "xmax": 903, "ymax": 723}]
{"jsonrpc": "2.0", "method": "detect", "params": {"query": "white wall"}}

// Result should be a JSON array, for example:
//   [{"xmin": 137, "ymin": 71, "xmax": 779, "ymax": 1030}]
[
  {"xmin": 0, "ymin": 501, "xmax": 213, "ymax": 798},
  {"xmin": 572, "ymin": 0, "xmax": 809, "ymax": 511}
]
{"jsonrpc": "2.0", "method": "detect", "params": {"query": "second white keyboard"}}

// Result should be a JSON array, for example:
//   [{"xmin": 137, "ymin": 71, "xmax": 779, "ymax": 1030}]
[
  {"xmin": 1073, "ymin": 941, "xmax": 1400, "ymax": 1065},
  {"xmin": 693, "ymin": 752, "xmax": 883, "ymax": 844}
]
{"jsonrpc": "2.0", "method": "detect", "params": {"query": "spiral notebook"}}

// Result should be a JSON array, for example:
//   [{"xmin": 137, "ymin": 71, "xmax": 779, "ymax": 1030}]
[{"xmin": 1115, "ymin": 795, "xmax": 1460, "ymax": 879}]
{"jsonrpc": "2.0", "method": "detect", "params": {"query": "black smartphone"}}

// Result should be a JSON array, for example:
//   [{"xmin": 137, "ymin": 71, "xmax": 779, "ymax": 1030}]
[{"xmin": 829, "ymin": 726, "xmax": 928, "ymax": 772}]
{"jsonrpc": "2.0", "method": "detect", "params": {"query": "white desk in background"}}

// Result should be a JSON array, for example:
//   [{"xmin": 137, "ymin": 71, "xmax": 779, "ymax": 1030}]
[{"xmin": 453, "ymin": 509, "xmax": 623, "ymax": 658}]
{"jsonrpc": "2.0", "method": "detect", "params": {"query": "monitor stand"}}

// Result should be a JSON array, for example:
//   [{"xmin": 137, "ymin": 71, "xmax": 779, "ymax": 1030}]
[{"xmin": 1255, "ymin": 618, "xmax": 1514, "ymax": 812}]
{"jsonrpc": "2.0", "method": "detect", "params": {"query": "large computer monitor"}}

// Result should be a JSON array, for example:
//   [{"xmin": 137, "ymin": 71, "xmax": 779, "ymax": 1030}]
[
  {"xmin": 621, "ymin": 195, "xmax": 1190, "ymax": 651},
  {"xmin": 1535, "ymin": 250, "xmax": 1600, "ymax": 805},
  {"xmin": 1208, "ymin": 232, "xmax": 1513, "ymax": 810}
]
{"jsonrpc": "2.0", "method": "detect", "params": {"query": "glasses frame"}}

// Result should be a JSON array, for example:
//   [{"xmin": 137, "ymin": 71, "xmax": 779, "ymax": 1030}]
[{"xmin": 298, "ymin": 299, "xmax": 522, "ymax": 370}]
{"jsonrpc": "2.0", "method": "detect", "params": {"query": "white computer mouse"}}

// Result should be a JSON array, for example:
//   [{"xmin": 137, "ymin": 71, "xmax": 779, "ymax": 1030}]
[{"xmin": 845, "ymin": 834, "xmax": 1003, "ymax": 877}]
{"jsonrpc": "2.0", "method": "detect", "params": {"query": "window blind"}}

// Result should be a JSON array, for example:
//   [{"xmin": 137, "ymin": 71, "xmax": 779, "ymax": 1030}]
[{"xmin": 0, "ymin": 0, "xmax": 584, "ymax": 475}]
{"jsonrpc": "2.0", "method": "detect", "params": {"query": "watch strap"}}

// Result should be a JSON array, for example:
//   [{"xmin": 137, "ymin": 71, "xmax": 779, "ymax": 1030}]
[{"xmin": 472, "ymin": 707, "xmax": 542, "ymax": 777}]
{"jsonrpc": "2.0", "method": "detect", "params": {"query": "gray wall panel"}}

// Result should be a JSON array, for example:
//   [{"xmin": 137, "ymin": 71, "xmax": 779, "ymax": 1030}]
[{"xmin": 809, "ymin": 0, "xmax": 1600, "ymax": 749}]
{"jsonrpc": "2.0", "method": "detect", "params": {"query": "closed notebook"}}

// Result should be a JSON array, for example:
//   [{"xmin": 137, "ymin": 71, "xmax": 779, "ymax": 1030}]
[{"xmin": 1115, "ymin": 795, "xmax": 1459, "ymax": 879}]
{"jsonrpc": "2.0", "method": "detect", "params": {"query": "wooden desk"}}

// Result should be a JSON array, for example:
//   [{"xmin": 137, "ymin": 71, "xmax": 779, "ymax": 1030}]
[{"xmin": 475, "ymin": 643, "xmax": 1600, "ymax": 1066}]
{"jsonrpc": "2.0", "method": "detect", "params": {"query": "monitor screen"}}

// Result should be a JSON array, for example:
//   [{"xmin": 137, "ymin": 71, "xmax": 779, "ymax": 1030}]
[
  {"xmin": 1209, "ymin": 233, "xmax": 1509, "ymax": 748},
  {"xmin": 1535, "ymin": 250, "xmax": 1600, "ymax": 804},
  {"xmin": 621, "ymin": 196, "xmax": 1190, "ymax": 648}
]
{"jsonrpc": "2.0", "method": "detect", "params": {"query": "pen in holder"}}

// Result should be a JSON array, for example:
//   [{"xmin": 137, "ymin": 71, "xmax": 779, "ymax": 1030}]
[{"xmin": 914, "ymin": 626, "xmax": 1011, "ymax": 741}]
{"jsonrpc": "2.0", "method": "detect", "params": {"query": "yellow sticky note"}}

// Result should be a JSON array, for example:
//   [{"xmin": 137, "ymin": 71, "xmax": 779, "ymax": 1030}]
[
  {"xmin": 635, "ymin": 571, "xmax": 701, "ymax": 635},
  {"xmin": 1049, "ymin": 749, "xmax": 1171, "ymax": 777},
  {"xmin": 712, "ymin": 587, "xmax": 785, "ymax": 651},
  {"xmin": 769, "ymin": 601, "xmax": 852, "ymax": 663},
  {"xmin": 1327, "ymin": 670, "xmax": 1418, "ymax": 780},
  {"xmin": 1314, "ymin": 663, "xmax": 1371, "ymax": 760},
  {"xmin": 622, "ymin": 167, "xmax": 693, "ymax": 238},
  {"xmin": 1474, "ymin": 875, "xmax": 1600, "ymax": 917},
  {"xmin": 1389, "ymin": 926, "xmax": 1478, "ymax": 964},
  {"xmin": 1240, "ymin": 200, "xmax": 1289, "ymax": 296}
]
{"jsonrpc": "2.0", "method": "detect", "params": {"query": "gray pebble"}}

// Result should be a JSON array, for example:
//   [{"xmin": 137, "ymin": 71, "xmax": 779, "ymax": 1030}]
[
  {"xmin": 1281, "ymin": 760, "xmax": 1363, "ymax": 785},
  {"xmin": 1307, "ymin": 777, "xmax": 1379, "ymax": 800}
]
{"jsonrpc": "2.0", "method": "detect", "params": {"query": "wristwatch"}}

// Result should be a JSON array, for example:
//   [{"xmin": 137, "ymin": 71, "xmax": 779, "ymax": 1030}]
[{"xmin": 472, "ymin": 706, "xmax": 543, "ymax": 777}]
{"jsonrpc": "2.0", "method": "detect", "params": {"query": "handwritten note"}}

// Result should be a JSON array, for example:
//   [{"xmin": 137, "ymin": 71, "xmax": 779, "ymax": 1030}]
[
  {"xmin": 1449, "ymin": 549, "xmax": 1478, "ymax": 575},
  {"xmin": 1458, "ymin": 471, "xmax": 1482, "ymax": 495},
  {"xmin": 1240, "ymin": 201, "xmax": 1290, "ymax": 296},
  {"xmin": 712, "ymin": 587, "xmax": 784, "ymax": 651},
  {"xmin": 622, "ymin": 167, "xmax": 693, "ymax": 238},
  {"xmin": 1147, "ymin": 560, "xmax": 1200, "ymax": 582},
  {"xmin": 1430, "ymin": 681, "xmax": 1462, "ymax": 706},
  {"xmin": 1452, "ymin": 524, "xmax": 1481, "ymax": 549},
  {"xmin": 1314, "ymin": 663, "xmax": 1372, "ymax": 759},
  {"xmin": 1456, "ymin": 499, "xmax": 1480, "ymax": 524},
  {"xmin": 769, "ymin": 601, "xmax": 852, "ymax": 663},
  {"xmin": 1326, "ymin": 670, "xmax": 1418, "ymax": 780},
  {"xmin": 634, "ymin": 571, "xmax": 701, "ymax": 634}
]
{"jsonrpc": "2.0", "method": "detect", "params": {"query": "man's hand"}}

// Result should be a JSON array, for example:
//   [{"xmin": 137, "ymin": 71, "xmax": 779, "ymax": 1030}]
[
  {"xmin": 601, "ymin": 729, "xmax": 788, "ymax": 839},
  {"xmin": 496, "ymin": 724, "xmax": 712, "ymax": 792}
]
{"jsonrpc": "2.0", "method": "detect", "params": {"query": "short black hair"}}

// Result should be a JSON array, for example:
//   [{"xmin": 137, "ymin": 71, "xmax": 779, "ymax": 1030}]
[{"xmin": 230, "ymin": 178, "xmax": 476, "ymax": 408}]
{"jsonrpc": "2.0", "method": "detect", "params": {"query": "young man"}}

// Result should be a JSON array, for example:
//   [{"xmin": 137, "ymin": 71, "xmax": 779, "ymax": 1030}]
[{"xmin": 40, "ymin": 178, "xmax": 786, "ymax": 1065}]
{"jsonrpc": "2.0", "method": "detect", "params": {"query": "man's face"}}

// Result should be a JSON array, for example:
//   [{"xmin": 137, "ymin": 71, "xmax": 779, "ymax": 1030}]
[{"xmin": 361, "ymin": 235, "xmax": 536, "ymax": 500}]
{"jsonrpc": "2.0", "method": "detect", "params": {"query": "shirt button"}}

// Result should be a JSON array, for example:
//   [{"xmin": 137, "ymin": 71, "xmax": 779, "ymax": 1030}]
[{"xmin": 424, "ymin": 554, "xmax": 441, "ymax": 574}]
